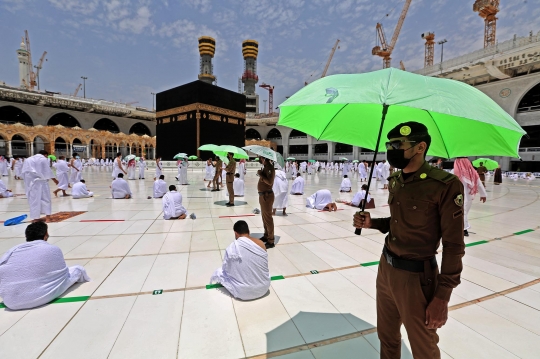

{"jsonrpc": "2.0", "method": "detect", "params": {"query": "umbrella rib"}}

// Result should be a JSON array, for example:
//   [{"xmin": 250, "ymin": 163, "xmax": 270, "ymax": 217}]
[
  {"xmin": 317, "ymin": 103, "xmax": 349, "ymax": 140},
  {"xmin": 424, "ymin": 110, "xmax": 451, "ymax": 159}
]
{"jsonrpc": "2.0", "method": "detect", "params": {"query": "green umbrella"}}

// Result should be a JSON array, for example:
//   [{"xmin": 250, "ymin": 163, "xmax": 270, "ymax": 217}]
[
  {"xmin": 173, "ymin": 153, "xmax": 188, "ymax": 159},
  {"xmin": 48, "ymin": 155, "xmax": 57, "ymax": 161},
  {"xmin": 243, "ymin": 145, "xmax": 285, "ymax": 167},
  {"xmin": 352, "ymin": 160, "xmax": 359, "ymax": 163},
  {"xmin": 252, "ymin": 157, "xmax": 259, "ymax": 162},
  {"xmin": 308, "ymin": 159, "xmax": 316, "ymax": 163},
  {"xmin": 135, "ymin": 157, "xmax": 140, "ymax": 161},
  {"xmin": 213, "ymin": 145, "xmax": 249, "ymax": 160},
  {"xmin": 340, "ymin": 157, "xmax": 349, "ymax": 161},
  {"xmin": 188, "ymin": 155, "xmax": 198, "ymax": 160},
  {"xmin": 286, "ymin": 157, "xmax": 296, "ymax": 161},
  {"xmin": 124, "ymin": 154, "xmax": 136, "ymax": 161},
  {"xmin": 198, "ymin": 144, "xmax": 220, "ymax": 151},
  {"xmin": 472, "ymin": 158, "xmax": 499, "ymax": 170}
]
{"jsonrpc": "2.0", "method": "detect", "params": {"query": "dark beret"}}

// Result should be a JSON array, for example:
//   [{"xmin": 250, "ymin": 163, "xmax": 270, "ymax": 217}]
[{"xmin": 387, "ymin": 121, "xmax": 429, "ymax": 139}]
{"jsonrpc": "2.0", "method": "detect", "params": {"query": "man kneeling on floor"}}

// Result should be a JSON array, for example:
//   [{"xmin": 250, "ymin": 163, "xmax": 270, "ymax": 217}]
[
  {"xmin": 210, "ymin": 220, "xmax": 270, "ymax": 300},
  {"xmin": 0, "ymin": 222, "xmax": 90, "ymax": 310},
  {"xmin": 162, "ymin": 185, "xmax": 187, "ymax": 219}
]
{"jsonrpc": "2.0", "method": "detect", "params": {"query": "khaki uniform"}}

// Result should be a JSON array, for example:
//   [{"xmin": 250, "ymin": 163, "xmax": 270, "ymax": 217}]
[
  {"xmin": 370, "ymin": 161, "xmax": 464, "ymax": 359},
  {"xmin": 476, "ymin": 165, "xmax": 487, "ymax": 185},
  {"xmin": 258, "ymin": 162, "xmax": 275, "ymax": 243},
  {"xmin": 225, "ymin": 159, "xmax": 236, "ymax": 204},
  {"xmin": 213, "ymin": 160, "xmax": 222, "ymax": 189}
]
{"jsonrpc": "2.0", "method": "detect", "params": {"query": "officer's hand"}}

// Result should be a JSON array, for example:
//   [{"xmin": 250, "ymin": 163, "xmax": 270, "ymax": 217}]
[
  {"xmin": 353, "ymin": 211, "xmax": 371, "ymax": 229},
  {"xmin": 480, "ymin": 197, "xmax": 486, "ymax": 203},
  {"xmin": 425, "ymin": 297, "xmax": 448, "ymax": 329}
]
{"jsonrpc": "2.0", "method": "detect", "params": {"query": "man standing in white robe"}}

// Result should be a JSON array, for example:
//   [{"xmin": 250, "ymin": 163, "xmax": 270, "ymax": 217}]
[
  {"xmin": 358, "ymin": 161, "xmax": 368, "ymax": 182},
  {"xmin": 53, "ymin": 156, "xmax": 70, "ymax": 197},
  {"xmin": 111, "ymin": 173, "xmax": 132, "ymax": 199},
  {"xmin": 340, "ymin": 175, "xmax": 352, "ymax": 192},
  {"xmin": 153, "ymin": 175, "xmax": 167, "ymax": 198},
  {"xmin": 237, "ymin": 160, "xmax": 246, "ymax": 180},
  {"xmin": 272, "ymin": 169, "xmax": 289, "ymax": 215},
  {"xmin": 162, "ymin": 185, "xmax": 187, "ymax": 219},
  {"xmin": 454, "ymin": 158, "xmax": 487, "ymax": 236},
  {"xmin": 72, "ymin": 180, "xmax": 93, "ymax": 199},
  {"xmin": 381, "ymin": 160, "xmax": 390, "ymax": 189},
  {"xmin": 0, "ymin": 222, "xmax": 89, "ymax": 310},
  {"xmin": 0, "ymin": 178, "xmax": 13, "ymax": 198},
  {"xmin": 138, "ymin": 157, "xmax": 147, "ymax": 179},
  {"xmin": 178, "ymin": 158, "xmax": 189, "ymax": 185},
  {"xmin": 343, "ymin": 161, "xmax": 350, "ymax": 176},
  {"xmin": 210, "ymin": 220, "xmax": 270, "ymax": 300},
  {"xmin": 226, "ymin": 173, "xmax": 245, "ymax": 197},
  {"xmin": 0, "ymin": 156, "xmax": 7, "ymax": 177},
  {"xmin": 290, "ymin": 173, "xmax": 305, "ymax": 195},
  {"xmin": 21, "ymin": 151, "xmax": 54, "ymax": 222}
]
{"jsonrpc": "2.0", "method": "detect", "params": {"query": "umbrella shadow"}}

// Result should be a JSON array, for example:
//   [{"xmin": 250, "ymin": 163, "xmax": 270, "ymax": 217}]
[
  {"xmin": 265, "ymin": 311, "xmax": 413, "ymax": 358},
  {"xmin": 213, "ymin": 200, "xmax": 248, "ymax": 206},
  {"xmin": 250, "ymin": 233, "xmax": 281, "ymax": 245}
]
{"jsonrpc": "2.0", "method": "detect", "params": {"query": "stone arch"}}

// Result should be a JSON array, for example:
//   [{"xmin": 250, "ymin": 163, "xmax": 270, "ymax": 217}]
[
  {"xmin": 7, "ymin": 132, "xmax": 30, "ymax": 142},
  {"xmin": 517, "ymin": 81, "xmax": 540, "ymax": 113},
  {"xmin": 11, "ymin": 134, "xmax": 29, "ymax": 157},
  {"xmin": 288, "ymin": 129, "xmax": 306, "ymax": 138},
  {"xmin": 246, "ymin": 128, "xmax": 262, "ymax": 140},
  {"xmin": 267, "ymin": 128, "xmax": 283, "ymax": 139},
  {"xmin": 0, "ymin": 105, "xmax": 33, "ymax": 125},
  {"xmin": 93, "ymin": 118, "xmax": 120, "ymax": 133},
  {"xmin": 47, "ymin": 112, "xmax": 81, "ymax": 128},
  {"xmin": 129, "ymin": 122, "xmax": 151, "ymax": 136},
  {"xmin": 32, "ymin": 134, "xmax": 51, "ymax": 155},
  {"xmin": 335, "ymin": 143, "xmax": 353, "ymax": 153}
]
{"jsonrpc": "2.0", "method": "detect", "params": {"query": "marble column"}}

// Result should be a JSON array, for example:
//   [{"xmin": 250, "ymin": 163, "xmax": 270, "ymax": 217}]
[
  {"xmin": 353, "ymin": 146, "xmax": 359, "ymax": 161},
  {"xmin": 307, "ymin": 136, "xmax": 314, "ymax": 160},
  {"xmin": 7, "ymin": 141, "xmax": 12, "ymax": 158}
]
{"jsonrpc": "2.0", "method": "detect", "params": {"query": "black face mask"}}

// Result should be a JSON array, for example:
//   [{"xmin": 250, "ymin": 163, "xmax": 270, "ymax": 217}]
[{"xmin": 387, "ymin": 149, "xmax": 417, "ymax": 169}]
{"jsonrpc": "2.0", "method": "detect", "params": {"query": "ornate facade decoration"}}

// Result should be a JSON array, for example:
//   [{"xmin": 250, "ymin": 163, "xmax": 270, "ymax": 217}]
[
  {"xmin": 156, "ymin": 102, "xmax": 246, "ymax": 125},
  {"xmin": 245, "ymin": 139, "xmax": 277, "ymax": 150}
]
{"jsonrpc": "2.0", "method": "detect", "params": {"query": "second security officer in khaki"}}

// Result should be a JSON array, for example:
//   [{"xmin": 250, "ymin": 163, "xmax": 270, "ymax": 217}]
[
  {"xmin": 354, "ymin": 122, "xmax": 465, "ymax": 359},
  {"xmin": 225, "ymin": 152, "xmax": 236, "ymax": 206},
  {"xmin": 257, "ymin": 157, "xmax": 276, "ymax": 249}
]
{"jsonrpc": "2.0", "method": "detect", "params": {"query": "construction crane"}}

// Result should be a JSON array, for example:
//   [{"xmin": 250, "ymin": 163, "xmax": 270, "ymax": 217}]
[
  {"xmin": 259, "ymin": 83, "xmax": 274, "ymax": 115},
  {"xmin": 305, "ymin": 39, "xmax": 340, "ymax": 86},
  {"xmin": 73, "ymin": 84, "xmax": 82, "ymax": 97},
  {"xmin": 399, "ymin": 61, "xmax": 406, "ymax": 71},
  {"xmin": 372, "ymin": 0, "xmax": 413, "ymax": 68},
  {"xmin": 126, "ymin": 101, "xmax": 139, "ymax": 106},
  {"xmin": 473, "ymin": 0, "xmax": 500, "ymax": 48},
  {"xmin": 421, "ymin": 32, "xmax": 435, "ymax": 67},
  {"xmin": 34, "ymin": 51, "xmax": 47, "ymax": 91}
]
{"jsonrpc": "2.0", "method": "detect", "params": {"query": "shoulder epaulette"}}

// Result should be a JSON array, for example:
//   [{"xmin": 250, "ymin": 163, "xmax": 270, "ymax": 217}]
[
  {"xmin": 426, "ymin": 167, "xmax": 457, "ymax": 184},
  {"xmin": 389, "ymin": 170, "xmax": 401, "ymax": 178}
]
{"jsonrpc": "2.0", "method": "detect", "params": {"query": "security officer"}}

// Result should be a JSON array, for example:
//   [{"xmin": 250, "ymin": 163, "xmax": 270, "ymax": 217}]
[
  {"xmin": 476, "ymin": 162, "xmax": 488, "ymax": 187},
  {"xmin": 225, "ymin": 152, "xmax": 236, "ymax": 206},
  {"xmin": 353, "ymin": 122, "xmax": 465, "ymax": 359},
  {"xmin": 211, "ymin": 156, "xmax": 223, "ymax": 191},
  {"xmin": 257, "ymin": 157, "xmax": 276, "ymax": 249}
]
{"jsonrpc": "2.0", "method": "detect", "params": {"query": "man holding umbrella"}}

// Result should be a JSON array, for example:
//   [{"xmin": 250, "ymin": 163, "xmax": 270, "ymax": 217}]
[
  {"xmin": 225, "ymin": 152, "xmax": 236, "ymax": 206},
  {"xmin": 354, "ymin": 122, "xmax": 465, "ymax": 359},
  {"xmin": 258, "ymin": 157, "xmax": 276, "ymax": 249}
]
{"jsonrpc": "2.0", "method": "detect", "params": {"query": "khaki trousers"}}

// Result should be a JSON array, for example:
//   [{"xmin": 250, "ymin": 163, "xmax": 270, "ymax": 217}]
[
  {"xmin": 259, "ymin": 192, "xmax": 274, "ymax": 243},
  {"xmin": 377, "ymin": 254, "xmax": 440, "ymax": 359},
  {"xmin": 212, "ymin": 173, "xmax": 220, "ymax": 189},
  {"xmin": 226, "ymin": 174, "xmax": 234, "ymax": 203}
]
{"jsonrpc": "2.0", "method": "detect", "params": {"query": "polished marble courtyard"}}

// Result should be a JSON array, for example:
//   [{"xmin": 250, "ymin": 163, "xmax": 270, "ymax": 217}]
[{"xmin": 1, "ymin": 166, "xmax": 540, "ymax": 359}]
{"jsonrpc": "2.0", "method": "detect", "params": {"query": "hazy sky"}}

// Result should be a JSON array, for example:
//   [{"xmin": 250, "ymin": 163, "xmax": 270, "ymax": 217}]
[{"xmin": 0, "ymin": 0, "xmax": 538, "ymax": 111}]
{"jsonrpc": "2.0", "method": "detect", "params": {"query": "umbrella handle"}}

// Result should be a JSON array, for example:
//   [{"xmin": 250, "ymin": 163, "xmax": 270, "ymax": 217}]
[{"xmin": 355, "ymin": 104, "xmax": 389, "ymax": 235}]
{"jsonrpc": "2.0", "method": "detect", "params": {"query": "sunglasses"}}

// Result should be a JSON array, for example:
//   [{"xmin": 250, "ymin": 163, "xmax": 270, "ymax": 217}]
[{"xmin": 385, "ymin": 140, "xmax": 417, "ymax": 150}]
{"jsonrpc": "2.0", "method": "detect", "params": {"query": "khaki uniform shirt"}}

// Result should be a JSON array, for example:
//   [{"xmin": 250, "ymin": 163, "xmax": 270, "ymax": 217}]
[
  {"xmin": 371, "ymin": 161, "xmax": 465, "ymax": 302},
  {"xmin": 257, "ymin": 162, "xmax": 275, "ymax": 192},
  {"xmin": 214, "ymin": 160, "xmax": 222, "ymax": 176},
  {"xmin": 225, "ymin": 159, "xmax": 236, "ymax": 183}
]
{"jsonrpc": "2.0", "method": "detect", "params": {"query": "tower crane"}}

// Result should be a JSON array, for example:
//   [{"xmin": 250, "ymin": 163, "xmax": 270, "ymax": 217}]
[
  {"xmin": 399, "ymin": 61, "xmax": 406, "ymax": 71},
  {"xmin": 473, "ymin": 0, "xmax": 500, "ymax": 48},
  {"xmin": 34, "ymin": 51, "xmax": 47, "ymax": 91},
  {"xmin": 73, "ymin": 84, "xmax": 82, "ymax": 97},
  {"xmin": 421, "ymin": 32, "xmax": 435, "ymax": 67},
  {"xmin": 305, "ymin": 39, "xmax": 340, "ymax": 86},
  {"xmin": 372, "ymin": 0, "xmax": 413, "ymax": 69},
  {"xmin": 259, "ymin": 83, "xmax": 274, "ymax": 115}
]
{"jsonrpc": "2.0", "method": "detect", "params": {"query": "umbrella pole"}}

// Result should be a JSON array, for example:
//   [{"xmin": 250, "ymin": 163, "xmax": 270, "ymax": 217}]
[{"xmin": 355, "ymin": 104, "xmax": 389, "ymax": 235}]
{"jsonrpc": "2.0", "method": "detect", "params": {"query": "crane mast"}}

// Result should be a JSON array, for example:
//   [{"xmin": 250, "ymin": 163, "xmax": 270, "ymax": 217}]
[
  {"xmin": 421, "ymin": 32, "xmax": 435, "ymax": 67},
  {"xmin": 321, "ymin": 39, "xmax": 340, "ymax": 78},
  {"xmin": 473, "ymin": 0, "xmax": 500, "ymax": 48},
  {"xmin": 259, "ymin": 83, "xmax": 274, "ymax": 115}
]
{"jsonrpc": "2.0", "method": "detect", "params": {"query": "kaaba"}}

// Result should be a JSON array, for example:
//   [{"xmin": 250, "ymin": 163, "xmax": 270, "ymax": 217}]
[{"xmin": 156, "ymin": 80, "xmax": 246, "ymax": 160}]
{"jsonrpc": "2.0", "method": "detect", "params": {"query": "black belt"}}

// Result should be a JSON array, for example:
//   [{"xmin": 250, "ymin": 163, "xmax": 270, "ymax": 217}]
[
  {"xmin": 383, "ymin": 246, "xmax": 437, "ymax": 273},
  {"xmin": 226, "ymin": 172, "xmax": 234, "ymax": 175},
  {"xmin": 258, "ymin": 191, "xmax": 273, "ymax": 195}
]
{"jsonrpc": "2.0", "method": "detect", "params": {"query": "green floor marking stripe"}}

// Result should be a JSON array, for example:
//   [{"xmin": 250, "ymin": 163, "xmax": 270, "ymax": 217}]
[
  {"xmin": 206, "ymin": 283, "xmax": 223, "ymax": 289},
  {"xmin": 50, "ymin": 296, "xmax": 90, "ymax": 304},
  {"xmin": 271, "ymin": 275, "xmax": 285, "ymax": 281},
  {"xmin": 0, "ymin": 303, "xmax": 5, "ymax": 309},
  {"xmin": 465, "ymin": 240, "xmax": 489, "ymax": 247},
  {"xmin": 514, "ymin": 229, "xmax": 534, "ymax": 235},
  {"xmin": 361, "ymin": 261, "xmax": 380, "ymax": 267}
]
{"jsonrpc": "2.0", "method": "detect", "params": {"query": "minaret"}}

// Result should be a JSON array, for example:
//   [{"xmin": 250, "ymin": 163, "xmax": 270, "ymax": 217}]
[
  {"xmin": 241, "ymin": 39, "xmax": 259, "ymax": 114},
  {"xmin": 16, "ymin": 39, "xmax": 30, "ymax": 89},
  {"xmin": 198, "ymin": 36, "xmax": 216, "ymax": 84}
]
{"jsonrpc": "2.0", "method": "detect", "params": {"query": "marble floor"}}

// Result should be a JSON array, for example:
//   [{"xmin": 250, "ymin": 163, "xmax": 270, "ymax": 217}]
[{"xmin": 1, "ymin": 166, "xmax": 539, "ymax": 359}]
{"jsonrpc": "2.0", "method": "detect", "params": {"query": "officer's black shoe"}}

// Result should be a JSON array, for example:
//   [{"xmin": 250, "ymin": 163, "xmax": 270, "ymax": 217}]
[
  {"xmin": 211, "ymin": 189, "xmax": 219, "ymax": 192},
  {"xmin": 464, "ymin": 230, "xmax": 469, "ymax": 237},
  {"xmin": 260, "ymin": 237, "xmax": 268, "ymax": 243},
  {"xmin": 226, "ymin": 202, "xmax": 235, "ymax": 207},
  {"xmin": 265, "ymin": 242, "xmax": 275, "ymax": 249}
]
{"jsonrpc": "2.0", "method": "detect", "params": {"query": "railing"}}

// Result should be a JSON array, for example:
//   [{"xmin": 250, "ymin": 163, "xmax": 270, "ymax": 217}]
[
  {"xmin": 334, "ymin": 152, "xmax": 353, "ymax": 155},
  {"xmin": 517, "ymin": 105, "xmax": 540, "ymax": 113},
  {"xmin": 519, "ymin": 147, "xmax": 540, "ymax": 152},
  {"xmin": 289, "ymin": 136, "xmax": 307, "ymax": 139}
]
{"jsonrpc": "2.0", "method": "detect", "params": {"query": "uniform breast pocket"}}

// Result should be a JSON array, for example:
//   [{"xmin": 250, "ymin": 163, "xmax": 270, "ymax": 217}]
[{"xmin": 404, "ymin": 199, "xmax": 432, "ymax": 226}]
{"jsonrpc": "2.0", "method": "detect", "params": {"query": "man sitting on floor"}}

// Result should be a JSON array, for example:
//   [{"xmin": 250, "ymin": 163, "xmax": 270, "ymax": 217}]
[
  {"xmin": 162, "ymin": 185, "xmax": 187, "ymax": 220},
  {"xmin": 306, "ymin": 189, "xmax": 338, "ymax": 211},
  {"xmin": 290, "ymin": 173, "xmax": 305, "ymax": 195},
  {"xmin": 111, "ymin": 173, "xmax": 132, "ymax": 199},
  {"xmin": 0, "ymin": 222, "xmax": 90, "ymax": 310},
  {"xmin": 340, "ymin": 175, "xmax": 352, "ymax": 192},
  {"xmin": 0, "ymin": 178, "xmax": 13, "ymax": 198},
  {"xmin": 72, "ymin": 180, "xmax": 93, "ymax": 199},
  {"xmin": 210, "ymin": 220, "xmax": 270, "ymax": 300},
  {"xmin": 339, "ymin": 184, "xmax": 374, "ymax": 208},
  {"xmin": 153, "ymin": 175, "xmax": 167, "ymax": 198}
]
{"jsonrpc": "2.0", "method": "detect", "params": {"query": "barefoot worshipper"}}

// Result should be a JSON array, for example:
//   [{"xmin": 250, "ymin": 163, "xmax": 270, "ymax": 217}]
[
  {"xmin": 210, "ymin": 220, "xmax": 270, "ymax": 300},
  {"xmin": 0, "ymin": 178, "xmax": 13, "ymax": 198},
  {"xmin": 111, "ymin": 173, "xmax": 132, "ymax": 199},
  {"xmin": 290, "ymin": 173, "xmax": 305, "ymax": 195},
  {"xmin": 162, "ymin": 185, "xmax": 187, "ymax": 220},
  {"xmin": 306, "ymin": 189, "xmax": 338, "ymax": 211},
  {"xmin": 72, "ymin": 180, "xmax": 93, "ymax": 199},
  {"xmin": 138, "ymin": 156, "xmax": 147, "ymax": 179},
  {"xmin": 453, "ymin": 158, "xmax": 487, "ymax": 237},
  {"xmin": 153, "ymin": 175, "xmax": 167, "ymax": 198},
  {"xmin": 0, "ymin": 222, "xmax": 90, "ymax": 310},
  {"xmin": 52, "ymin": 156, "xmax": 70, "ymax": 197},
  {"xmin": 21, "ymin": 150, "xmax": 54, "ymax": 222},
  {"xmin": 272, "ymin": 167, "xmax": 289, "ymax": 216}
]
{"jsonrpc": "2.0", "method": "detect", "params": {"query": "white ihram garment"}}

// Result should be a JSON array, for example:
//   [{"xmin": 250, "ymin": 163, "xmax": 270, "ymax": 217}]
[
  {"xmin": 0, "ymin": 159, "xmax": 7, "ymax": 176},
  {"xmin": 0, "ymin": 179, "xmax": 13, "ymax": 198},
  {"xmin": 460, "ymin": 177, "xmax": 487, "ymax": 230},
  {"xmin": 210, "ymin": 236, "xmax": 270, "ymax": 300},
  {"xmin": 204, "ymin": 163, "xmax": 215, "ymax": 181},
  {"xmin": 290, "ymin": 176, "xmax": 305, "ymax": 194},
  {"xmin": 153, "ymin": 179, "xmax": 167, "ymax": 198},
  {"xmin": 340, "ymin": 178, "xmax": 352, "ymax": 192},
  {"xmin": 72, "ymin": 182, "xmax": 93, "ymax": 199},
  {"xmin": 273, "ymin": 170, "xmax": 289, "ymax": 209},
  {"xmin": 351, "ymin": 190, "xmax": 371, "ymax": 207},
  {"xmin": 0, "ymin": 240, "xmax": 90, "ymax": 310},
  {"xmin": 53, "ymin": 160, "xmax": 70, "ymax": 190},
  {"xmin": 381, "ymin": 162, "xmax": 390, "ymax": 185},
  {"xmin": 22, "ymin": 154, "xmax": 54, "ymax": 219},
  {"xmin": 155, "ymin": 161, "xmax": 163, "ymax": 178},
  {"xmin": 162, "ymin": 191, "xmax": 187, "ymax": 219},
  {"xmin": 112, "ymin": 158, "xmax": 122, "ymax": 178},
  {"xmin": 359, "ymin": 163, "xmax": 367, "ymax": 180},
  {"xmin": 139, "ymin": 160, "xmax": 147, "ymax": 178},
  {"xmin": 238, "ymin": 162, "xmax": 246, "ymax": 180},
  {"xmin": 111, "ymin": 178, "xmax": 132, "ymax": 199},
  {"xmin": 14, "ymin": 159, "xmax": 23, "ymax": 178},
  {"xmin": 178, "ymin": 162, "xmax": 188, "ymax": 184},
  {"xmin": 226, "ymin": 178, "xmax": 245, "ymax": 197},
  {"xmin": 306, "ymin": 189, "xmax": 332, "ymax": 210}
]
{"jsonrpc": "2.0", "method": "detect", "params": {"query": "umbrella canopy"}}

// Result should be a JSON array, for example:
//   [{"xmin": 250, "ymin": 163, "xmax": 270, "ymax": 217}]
[
  {"xmin": 173, "ymin": 153, "xmax": 188, "ymax": 159},
  {"xmin": 286, "ymin": 157, "xmax": 296, "ymax": 161},
  {"xmin": 340, "ymin": 157, "xmax": 349, "ymax": 161},
  {"xmin": 135, "ymin": 157, "xmax": 140, "ymax": 161},
  {"xmin": 188, "ymin": 155, "xmax": 198, "ymax": 160},
  {"xmin": 278, "ymin": 68, "xmax": 525, "ymax": 158},
  {"xmin": 252, "ymin": 158, "xmax": 259, "ymax": 161},
  {"xmin": 243, "ymin": 145, "xmax": 285, "ymax": 167},
  {"xmin": 352, "ymin": 160, "xmax": 359, "ymax": 163},
  {"xmin": 124, "ymin": 154, "xmax": 136, "ymax": 161},
  {"xmin": 48, "ymin": 155, "xmax": 57, "ymax": 161},
  {"xmin": 198, "ymin": 144, "xmax": 220, "ymax": 151},
  {"xmin": 308, "ymin": 159, "xmax": 316, "ymax": 163},
  {"xmin": 472, "ymin": 158, "xmax": 499, "ymax": 170},
  {"xmin": 214, "ymin": 145, "xmax": 249, "ymax": 160}
]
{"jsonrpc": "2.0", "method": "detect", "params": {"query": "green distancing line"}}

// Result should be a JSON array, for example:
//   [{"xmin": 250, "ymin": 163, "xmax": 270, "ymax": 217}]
[
  {"xmin": 271, "ymin": 275, "xmax": 285, "ymax": 281},
  {"xmin": 206, "ymin": 275, "xmax": 286, "ymax": 290},
  {"xmin": 0, "ymin": 295, "xmax": 89, "ymax": 309},
  {"xmin": 514, "ymin": 229, "xmax": 535, "ymax": 235},
  {"xmin": 361, "ymin": 261, "xmax": 380, "ymax": 267},
  {"xmin": 465, "ymin": 240, "xmax": 489, "ymax": 247}
]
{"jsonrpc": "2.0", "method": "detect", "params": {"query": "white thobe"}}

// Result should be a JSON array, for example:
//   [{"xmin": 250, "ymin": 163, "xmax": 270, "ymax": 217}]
[
  {"xmin": 460, "ymin": 177, "xmax": 487, "ymax": 230},
  {"xmin": 127, "ymin": 164, "xmax": 136, "ymax": 180},
  {"xmin": 162, "ymin": 191, "xmax": 187, "ymax": 219},
  {"xmin": 343, "ymin": 163, "xmax": 350, "ymax": 176},
  {"xmin": 272, "ymin": 170, "xmax": 289, "ymax": 209},
  {"xmin": 381, "ymin": 162, "xmax": 390, "ymax": 185},
  {"xmin": 340, "ymin": 178, "xmax": 352, "ymax": 192},
  {"xmin": 111, "ymin": 178, "xmax": 132, "ymax": 199},
  {"xmin": 306, "ymin": 189, "xmax": 333, "ymax": 210},
  {"xmin": 153, "ymin": 179, "xmax": 167, "ymax": 198},
  {"xmin": 14, "ymin": 159, "xmax": 23, "ymax": 178},
  {"xmin": 238, "ymin": 162, "xmax": 246, "ymax": 180},
  {"xmin": 138, "ymin": 160, "xmax": 146, "ymax": 178},
  {"xmin": 21, "ymin": 154, "xmax": 54, "ymax": 219},
  {"xmin": 155, "ymin": 161, "xmax": 162, "ymax": 178},
  {"xmin": 227, "ymin": 178, "xmax": 245, "ymax": 197},
  {"xmin": 53, "ymin": 160, "xmax": 70, "ymax": 190},
  {"xmin": 179, "ymin": 162, "xmax": 188, "ymax": 184},
  {"xmin": 0, "ymin": 179, "xmax": 13, "ymax": 198},
  {"xmin": 112, "ymin": 158, "xmax": 123, "ymax": 178},
  {"xmin": 290, "ymin": 176, "xmax": 305, "ymax": 194},
  {"xmin": 72, "ymin": 182, "xmax": 93, "ymax": 199},
  {"xmin": 204, "ymin": 163, "xmax": 215, "ymax": 180},
  {"xmin": 0, "ymin": 160, "xmax": 7, "ymax": 176},
  {"xmin": 359, "ymin": 163, "xmax": 367, "ymax": 179}
]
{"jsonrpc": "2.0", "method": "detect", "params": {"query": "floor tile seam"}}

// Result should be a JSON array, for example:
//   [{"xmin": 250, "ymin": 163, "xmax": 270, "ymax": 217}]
[
  {"xmin": 502, "ymin": 291, "xmax": 540, "ymax": 313},
  {"xmin": 0, "ymin": 309, "xmax": 31, "ymax": 337},
  {"xmin": 175, "ymin": 250, "xmax": 191, "ymax": 359},
  {"xmin": 299, "ymin": 241, "xmax": 360, "ymax": 269},
  {"xmin": 477, "ymin": 295, "xmax": 540, "ymax": 335},
  {"xmin": 469, "ymin": 187, "xmax": 540, "ymax": 221},
  {"xmin": 105, "ymin": 294, "xmax": 140, "ymax": 359},
  {"xmin": 461, "ymin": 263, "xmax": 527, "ymax": 288},
  {"xmin": 486, "ymin": 241, "xmax": 540, "ymax": 260},
  {"xmin": 477, "ymin": 242, "xmax": 540, "ymax": 266}
]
